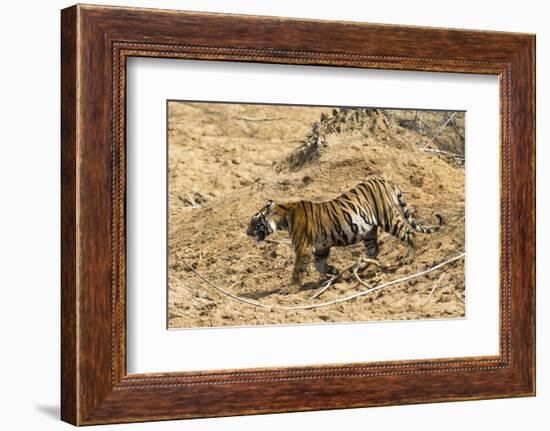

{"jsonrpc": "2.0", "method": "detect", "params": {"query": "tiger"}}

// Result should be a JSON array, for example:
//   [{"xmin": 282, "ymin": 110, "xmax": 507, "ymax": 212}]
[{"xmin": 246, "ymin": 177, "xmax": 443, "ymax": 291}]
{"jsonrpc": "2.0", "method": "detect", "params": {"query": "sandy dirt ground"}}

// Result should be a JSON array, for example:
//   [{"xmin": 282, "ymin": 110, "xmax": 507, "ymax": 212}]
[{"xmin": 167, "ymin": 102, "xmax": 465, "ymax": 329}]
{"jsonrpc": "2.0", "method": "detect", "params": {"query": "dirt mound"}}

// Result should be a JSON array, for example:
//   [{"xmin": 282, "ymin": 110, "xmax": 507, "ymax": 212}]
[
  {"xmin": 168, "ymin": 102, "xmax": 465, "ymax": 329},
  {"xmin": 280, "ymin": 108, "xmax": 403, "ymax": 172}
]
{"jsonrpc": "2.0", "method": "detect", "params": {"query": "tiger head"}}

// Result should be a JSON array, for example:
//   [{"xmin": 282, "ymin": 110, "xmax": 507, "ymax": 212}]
[{"xmin": 246, "ymin": 200, "xmax": 279, "ymax": 242}]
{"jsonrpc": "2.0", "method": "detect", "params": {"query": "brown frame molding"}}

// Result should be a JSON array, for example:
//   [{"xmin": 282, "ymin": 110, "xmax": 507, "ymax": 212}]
[{"xmin": 61, "ymin": 4, "xmax": 535, "ymax": 425}]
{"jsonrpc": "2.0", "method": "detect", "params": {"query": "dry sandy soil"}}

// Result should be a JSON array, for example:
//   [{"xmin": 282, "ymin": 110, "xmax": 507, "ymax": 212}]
[{"xmin": 167, "ymin": 102, "xmax": 465, "ymax": 329}]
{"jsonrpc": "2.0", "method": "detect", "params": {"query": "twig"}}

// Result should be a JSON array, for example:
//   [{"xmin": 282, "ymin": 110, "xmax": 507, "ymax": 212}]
[
  {"xmin": 264, "ymin": 238, "xmax": 291, "ymax": 245},
  {"xmin": 450, "ymin": 116, "xmax": 465, "ymax": 141},
  {"xmin": 308, "ymin": 260, "xmax": 359, "ymax": 301},
  {"xmin": 427, "ymin": 112, "xmax": 456, "ymax": 145},
  {"xmin": 328, "ymin": 253, "xmax": 465, "ymax": 310},
  {"xmin": 353, "ymin": 267, "xmax": 380, "ymax": 290},
  {"xmin": 308, "ymin": 276, "xmax": 338, "ymax": 300},
  {"xmin": 309, "ymin": 257, "xmax": 380, "ymax": 300},
  {"xmin": 451, "ymin": 287, "xmax": 465, "ymax": 303},
  {"xmin": 181, "ymin": 103, "xmax": 223, "ymax": 117},
  {"xmin": 234, "ymin": 116, "xmax": 284, "ymax": 122},
  {"xmin": 178, "ymin": 191, "xmax": 202, "ymax": 209},
  {"xmin": 420, "ymin": 147, "xmax": 465, "ymax": 161},
  {"xmin": 177, "ymin": 254, "xmax": 273, "ymax": 310},
  {"xmin": 177, "ymin": 252, "xmax": 465, "ymax": 311},
  {"xmin": 422, "ymin": 273, "xmax": 445, "ymax": 305},
  {"xmin": 318, "ymin": 161, "xmax": 326, "ymax": 176},
  {"xmin": 352, "ymin": 258, "xmax": 382, "ymax": 290}
]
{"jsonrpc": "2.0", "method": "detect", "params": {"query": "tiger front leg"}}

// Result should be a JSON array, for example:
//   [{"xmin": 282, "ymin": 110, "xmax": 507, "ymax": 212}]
[{"xmin": 290, "ymin": 250, "xmax": 312, "ymax": 293}]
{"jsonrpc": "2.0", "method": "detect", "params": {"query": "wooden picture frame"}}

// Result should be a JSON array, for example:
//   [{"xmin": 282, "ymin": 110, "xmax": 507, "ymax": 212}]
[{"xmin": 61, "ymin": 4, "xmax": 535, "ymax": 425}]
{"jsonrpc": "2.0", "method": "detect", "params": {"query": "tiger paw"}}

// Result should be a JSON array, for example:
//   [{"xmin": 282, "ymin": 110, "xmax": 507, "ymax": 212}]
[
  {"xmin": 365, "ymin": 244, "xmax": 379, "ymax": 258},
  {"xmin": 325, "ymin": 266, "xmax": 340, "ymax": 277},
  {"xmin": 288, "ymin": 277, "xmax": 303, "ymax": 294}
]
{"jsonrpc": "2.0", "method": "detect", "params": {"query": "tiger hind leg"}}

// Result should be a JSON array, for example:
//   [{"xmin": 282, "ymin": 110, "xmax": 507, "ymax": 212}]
[
  {"xmin": 406, "ymin": 234, "xmax": 415, "ymax": 260},
  {"xmin": 363, "ymin": 227, "xmax": 379, "ymax": 258},
  {"xmin": 313, "ymin": 248, "xmax": 339, "ymax": 277},
  {"xmin": 390, "ymin": 218, "xmax": 416, "ymax": 263},
  {"xmin": 400, "ymin": 225, "xmax": 416, "ymax": 262}
]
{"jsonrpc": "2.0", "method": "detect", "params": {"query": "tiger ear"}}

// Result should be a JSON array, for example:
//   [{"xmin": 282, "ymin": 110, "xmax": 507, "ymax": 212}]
[{"xmin": 266, "ymin": 199, "xmax": 275, "ymax": 213}]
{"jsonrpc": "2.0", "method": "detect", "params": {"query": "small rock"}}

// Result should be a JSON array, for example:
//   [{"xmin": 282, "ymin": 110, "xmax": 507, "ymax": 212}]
[
  {"xmin": 302, "ymin": 175, "xmax": 313, "ymax": 185},
  {"xmin": 409, "ymin": 173, "xmax": 424, "ymax": 187}
]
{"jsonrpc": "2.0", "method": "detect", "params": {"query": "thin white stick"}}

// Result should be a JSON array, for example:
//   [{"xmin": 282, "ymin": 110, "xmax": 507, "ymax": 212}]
[
  {"xmin": 186, "ymin": 192, "xmax": 196, "ymax": 206},
  {"xmin": 452, "ymin": 287, "xmax": 466, "ymax": 303},
  {"xmin": 428, "ymin": 112, "xmax": 456, "ymax": 144},
  {"xmin": 305, "ymin": 260, "xmax": 358, "ymax": 301},
  {"xmin": 177, "ymin": 252, "xmax": 464, "ymax": 311},
  {"xmin": 420, "ymin": 147, "xmax": 465, "ymax": 160},
  {"xmin": 178, "ymin": 255, "xmax": 273, "ymax": 310},
  {"xmin": 309, "ymin": 257, "xmax": 380, "ymax": 300},
  {"xmin": 352, "ymin": 257, "xmax": 383, "ymax": 290},
  {"xmin": 264, "ymin": 239, "xmax": 291, "ymax": 245},
  {"xmin": 308, "ymin": 276, "xmax": 338, "ymax": 300},
  {"xmin": 234, "ymin": 116, "xmax": 284, "ymax": 122},
  {"xmin": 318, "ymin": 253, "xmax": 464, "ymax": 310},
  {"xmin": 422, "ymin": 273, "xmax": 445, "ymax": 305}
]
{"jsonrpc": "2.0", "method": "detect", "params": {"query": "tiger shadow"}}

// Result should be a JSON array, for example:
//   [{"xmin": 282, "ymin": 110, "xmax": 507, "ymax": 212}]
[
  {"xmin": 239, "ymin": 288, "xmax": 283, "ymax": 300},
  {"xmin": 240, "ymin": 262, "xmax": 401, "ymax": 299},
  {"xmin": 298, "ymin": 263, "xmax": 400, "ymax": 293}
]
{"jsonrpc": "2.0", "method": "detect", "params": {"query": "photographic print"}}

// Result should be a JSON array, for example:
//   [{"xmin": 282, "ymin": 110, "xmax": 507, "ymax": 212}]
[{"xmin": 168, "ymin": 101, "xmax": 465, "ymax": 329}]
